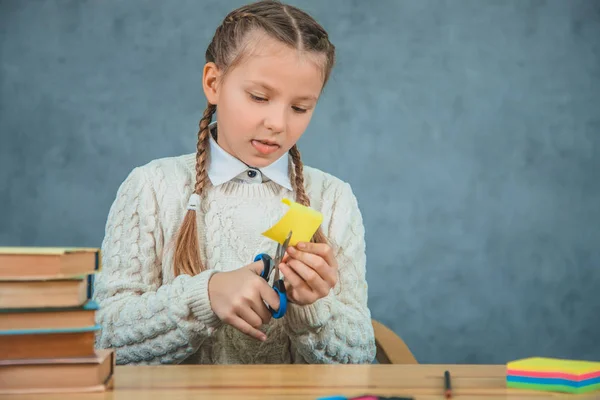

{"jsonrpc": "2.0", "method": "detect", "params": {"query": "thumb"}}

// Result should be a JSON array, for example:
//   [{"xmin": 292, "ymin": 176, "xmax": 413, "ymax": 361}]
[{"xmin": 247, "ymin": 259, "xmax": 266, "ymax": 276}]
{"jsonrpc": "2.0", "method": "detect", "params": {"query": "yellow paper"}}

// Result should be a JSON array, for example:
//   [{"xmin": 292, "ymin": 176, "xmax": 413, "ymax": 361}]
[
  {"xmin": 262, "ymin": 198, "xmax": 323, "ymax": 246},
  {"xmin": 507, "ymin": 357, "xmax": 600, "ymax": 374}
]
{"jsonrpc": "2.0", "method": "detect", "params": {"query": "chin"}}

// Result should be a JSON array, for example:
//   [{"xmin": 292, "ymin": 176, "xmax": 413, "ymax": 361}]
[{"xmin": 245, "ymin": 154, "xmax": 276, "ymax": 168}]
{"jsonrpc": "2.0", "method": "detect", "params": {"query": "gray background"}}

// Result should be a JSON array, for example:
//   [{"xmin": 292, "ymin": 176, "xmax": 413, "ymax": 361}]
[{"xmin": 1, "ymin": 0, "xmax": 598, "ymax": 364}]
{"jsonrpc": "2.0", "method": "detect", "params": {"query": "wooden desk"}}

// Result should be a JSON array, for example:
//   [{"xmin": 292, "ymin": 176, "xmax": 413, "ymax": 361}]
[{"xmin": 1, "ymin": 364, "xmax": 595, "ymax": 400}]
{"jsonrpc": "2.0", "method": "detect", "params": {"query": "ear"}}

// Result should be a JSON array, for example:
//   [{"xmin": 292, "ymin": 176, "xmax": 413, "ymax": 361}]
[{"xmin": 202, "ymin": 62, "xmax": 221, "ymax": 105}]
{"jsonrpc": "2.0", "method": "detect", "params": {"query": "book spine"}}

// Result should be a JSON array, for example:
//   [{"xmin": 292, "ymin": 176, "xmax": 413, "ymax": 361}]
[{"xmin": 87, "ymin": 274, "xmax": 94, "ymax": 300}]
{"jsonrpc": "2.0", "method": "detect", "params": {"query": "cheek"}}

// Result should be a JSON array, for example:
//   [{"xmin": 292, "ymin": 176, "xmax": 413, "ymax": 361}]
[
  {"xmin": 220, "ymin": 92, "xmax": 260, "ymax": 132},
  {"xmin": 286, "ymin": 113, "xmax": 312, "ymax": 141},
  {"xmin": 238, "ymin": 102, "xmax": 263, "ymax": 125}
]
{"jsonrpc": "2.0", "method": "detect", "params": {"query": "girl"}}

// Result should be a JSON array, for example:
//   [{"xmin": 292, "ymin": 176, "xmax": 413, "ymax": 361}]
[{"xmin": 93, "ymin": 0, "xmax": 376, "ymax": 365}]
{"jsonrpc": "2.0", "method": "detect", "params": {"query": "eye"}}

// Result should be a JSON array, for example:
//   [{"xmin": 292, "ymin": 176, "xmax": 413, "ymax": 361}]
[
  {"xmin": 249, "ymin": 93, "xmax": 267, "ymax": 102},
  {"xmin": 292, "ymin": 106, "xmax": 308, "ymax": 114}
]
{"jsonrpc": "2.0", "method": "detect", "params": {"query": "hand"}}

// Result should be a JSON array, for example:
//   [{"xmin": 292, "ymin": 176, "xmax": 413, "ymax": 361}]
[
  {"xmin": 208, "ymin": 261, "xmax": 280, "ymax": 341},
  {"xmin": 279, "ymin": 242, "xmax": 338, "ymax": 306}
]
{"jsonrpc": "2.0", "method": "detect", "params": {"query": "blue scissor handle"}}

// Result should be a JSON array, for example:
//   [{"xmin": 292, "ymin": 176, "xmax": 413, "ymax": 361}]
[
  {"xmin": 254, "ymin": 253, "xmax": 271, "ymax": 280},
  {"xmin": 271, "ymin": 282, "xmax": 287, "ymax": 319},
  {"xmin": 253, "ymin": 253, "xmax": 287, "ymax": 318}
]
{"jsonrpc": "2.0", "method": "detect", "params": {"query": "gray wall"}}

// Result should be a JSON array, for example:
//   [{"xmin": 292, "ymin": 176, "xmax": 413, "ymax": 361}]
[{"xmin": 1, "ymin": 0, "xmax": 599, "ymax": 364}]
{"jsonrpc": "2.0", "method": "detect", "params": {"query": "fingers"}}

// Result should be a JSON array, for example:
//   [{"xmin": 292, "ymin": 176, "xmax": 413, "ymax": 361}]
[
  {"xmin": 279, "ymin": 262, "xmax": 306, "ymax": 289},
  {"xmin": 238, "ymin": 305, "xmax": 264, "ymax": 329},
  {"xmin": 228, "ymin": 315, "xmax": 266, "ymax": 342},
  {"xmin": 286, "ymin": 259, "xmax": 331, "ymax": 297},
  {"xmin": 211, "ymin": 265, "xmax": 281, "ymax": 343},
  {"xmin": 287, "ymin": 247, "xmax": 322, "ymax": 271},
  {"xmin": 295, "ymin": 242, "xmax": 337, "ymax": 267},
  {"xmin": 280, "ymin": 262, "xmax": 312, "ymax": 305},
  {"xmin": 250, "ymin": 296, "xmax": 273, "ymax": 324},
  {"xmin": 287, "ymin": 247, "xmax": 337, "ymax": 288},
  {"xmin": 257, "ymin": 279, "xmax": 281, "ymax": 312},
  {"xmin": 246, "ymin": 259, "xmax": 267, "ymax": 276}
]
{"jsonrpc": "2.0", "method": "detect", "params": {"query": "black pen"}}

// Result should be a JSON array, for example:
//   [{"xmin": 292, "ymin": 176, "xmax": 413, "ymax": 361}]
[{"xmin": 444, "ymin": 370, "xmax": 452, "ymax": 399}]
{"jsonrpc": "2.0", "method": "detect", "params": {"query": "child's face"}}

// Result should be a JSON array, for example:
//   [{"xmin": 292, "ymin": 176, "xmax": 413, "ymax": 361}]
[{"xmin": 204, "ymin": 33, "xmax": 325, "ymax": 168}]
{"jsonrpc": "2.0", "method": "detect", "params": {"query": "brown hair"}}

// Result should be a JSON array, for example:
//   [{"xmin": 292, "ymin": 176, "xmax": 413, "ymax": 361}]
[{"xmin": 174, "ymin": 0, "xmax": 335, "ymax": 276}]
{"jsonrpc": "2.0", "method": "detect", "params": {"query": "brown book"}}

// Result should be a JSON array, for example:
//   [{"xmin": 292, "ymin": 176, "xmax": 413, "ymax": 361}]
[
  {"xmin": 0, "ymin": 324, "xmax": 99, "ymax": 360},
  {"xmin": 0, "ymin": 349, "xmax": 114, "ymax": 394},
  {"xmin": 0, "ymin": 300, "xmax": 98, "ymax": 331},
  {"xmin": 0, "ymin": 247, "xmax": 100, "ymax": 279},
  {"xmin": 0, "ymin": 275, "xmax": 91, "ymax": 309}
]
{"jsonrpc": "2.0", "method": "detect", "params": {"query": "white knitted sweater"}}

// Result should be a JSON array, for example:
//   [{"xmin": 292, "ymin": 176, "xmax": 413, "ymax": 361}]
[{"xmin": 93, "ymin": 153, "xmax": 376, "ymax": 365}]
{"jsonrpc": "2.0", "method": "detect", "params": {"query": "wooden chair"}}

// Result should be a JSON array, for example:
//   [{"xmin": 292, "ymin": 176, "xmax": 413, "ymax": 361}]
[{"xmin": 372, "ymin": 319, "xmax": 418, "ymax": 364}]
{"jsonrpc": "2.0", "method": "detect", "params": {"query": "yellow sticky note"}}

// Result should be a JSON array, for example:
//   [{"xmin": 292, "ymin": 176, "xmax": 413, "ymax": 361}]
[
  {"xmin": 262, "ymin": 198, "xmax": 323, "ymax": 246},
  {"xmin": 507, "ymin": 357, "xmax": 600, "ymax": 374}
]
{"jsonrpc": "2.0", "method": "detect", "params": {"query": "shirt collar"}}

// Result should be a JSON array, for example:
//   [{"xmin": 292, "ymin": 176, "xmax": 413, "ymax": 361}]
[{"xmin": 207, "ymin": 122, "xmax": 292, "ymax": 191}]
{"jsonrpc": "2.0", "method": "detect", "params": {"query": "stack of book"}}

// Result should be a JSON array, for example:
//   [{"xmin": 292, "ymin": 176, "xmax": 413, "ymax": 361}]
[{"xmin": 0, "ymin": 247, "xmax": 114, "ymax": 394}]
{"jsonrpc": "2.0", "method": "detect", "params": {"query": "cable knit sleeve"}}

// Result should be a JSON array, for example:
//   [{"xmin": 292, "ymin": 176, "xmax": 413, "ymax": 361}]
[
  {"xmin": 284, "ymin": 181, "xmax": 376, "ymax": 364},
  {"xmin": 93, "ymin": 166, "xmax": 221, "ymax": 365}
]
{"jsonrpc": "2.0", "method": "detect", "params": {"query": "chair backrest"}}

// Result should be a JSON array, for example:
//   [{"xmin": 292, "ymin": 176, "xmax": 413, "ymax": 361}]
[{"xmin": 372, "ymin": 319, "xmax": 418, "ymax": 364}]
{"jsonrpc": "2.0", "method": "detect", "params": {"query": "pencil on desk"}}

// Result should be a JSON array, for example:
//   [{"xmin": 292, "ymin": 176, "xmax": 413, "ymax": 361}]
[{"xmin": 444, "ymin": 370, "xmax": 452, "ymax": 399}]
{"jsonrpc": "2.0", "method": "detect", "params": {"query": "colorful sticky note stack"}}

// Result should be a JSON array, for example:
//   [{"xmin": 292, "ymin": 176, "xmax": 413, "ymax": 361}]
[{"xmin": 507, "ymin": 357, "xmax": 600, "ymax": 394}]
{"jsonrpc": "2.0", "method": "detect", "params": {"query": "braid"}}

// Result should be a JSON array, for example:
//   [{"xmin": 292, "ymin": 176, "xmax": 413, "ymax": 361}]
[
  {"xmin": 289, "ymin": 145, "xmax": 310, "ymax": 206},
  {"xmin": 194, "ymin": 105, "xmax": 216, "ymax": 194},
  {"xmin": 173, "ymin": 104, "xmax": 216, "ymax": 276},
  {"xmin": 289, "ymin": 145, "xmax": 328, "ymax": 244}
]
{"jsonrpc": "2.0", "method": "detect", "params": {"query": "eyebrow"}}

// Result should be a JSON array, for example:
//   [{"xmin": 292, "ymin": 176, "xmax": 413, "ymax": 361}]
[{"xmin": 246, "ymin": 80, "xmax": 318, "ymax": 102}]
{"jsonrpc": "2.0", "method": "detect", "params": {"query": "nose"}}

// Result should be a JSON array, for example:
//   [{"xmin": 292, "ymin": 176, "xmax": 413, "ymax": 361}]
[{"xmin": 264, "ymin": 104, "xmax": 286, "ymax": 133}]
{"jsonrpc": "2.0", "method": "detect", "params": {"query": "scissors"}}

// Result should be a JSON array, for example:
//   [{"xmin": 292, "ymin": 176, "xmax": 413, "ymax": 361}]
[{"xmin": 253, "ymin": 230, "xmax": 291, "ymax": 319}]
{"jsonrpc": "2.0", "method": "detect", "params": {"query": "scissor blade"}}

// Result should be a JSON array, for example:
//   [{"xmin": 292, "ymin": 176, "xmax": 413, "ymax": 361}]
[
  {"xmin": 273, "ymin": 231, "xmax": 292, "ymax": 281},
  {"xmin": 281, "ymin": 230, "xmax": 292, "ymax": 254},
  {"xmin": 274, "ymin": 231, "xmax": 292, "ymax": 266}
]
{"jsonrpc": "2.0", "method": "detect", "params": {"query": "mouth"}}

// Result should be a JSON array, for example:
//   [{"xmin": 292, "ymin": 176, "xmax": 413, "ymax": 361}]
[
  {"xmin": 251, "ymin": 139, "xmax": 280, "ymax": 155},
  {"xmin": 255, "ymin": 139, "xmax": 278, "ymax": 146}
]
